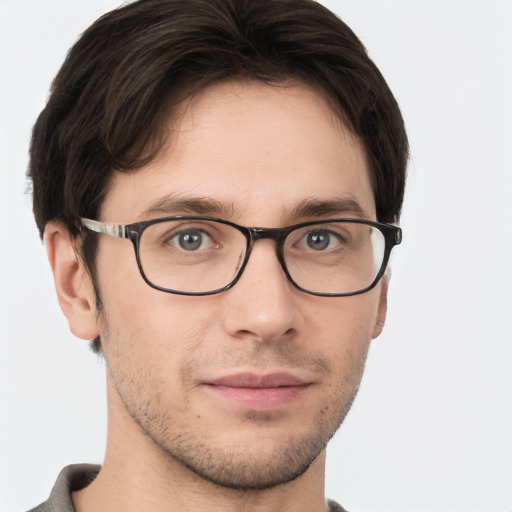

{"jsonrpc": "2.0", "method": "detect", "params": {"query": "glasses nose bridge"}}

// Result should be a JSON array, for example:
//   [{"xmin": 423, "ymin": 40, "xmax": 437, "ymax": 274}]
[
  {"xmin": 249, "ymin": 226, "xmax": 287, "ymax": 244},
  {"xmin": 245, "ymin": 226, "xmax": 288, "ymax": 272}
]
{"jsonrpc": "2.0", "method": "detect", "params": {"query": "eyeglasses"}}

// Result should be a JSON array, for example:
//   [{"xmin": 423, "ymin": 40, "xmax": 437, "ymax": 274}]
[{"xmin": 80, "ymin": 216, "xmax": 402, "ymax": 297}]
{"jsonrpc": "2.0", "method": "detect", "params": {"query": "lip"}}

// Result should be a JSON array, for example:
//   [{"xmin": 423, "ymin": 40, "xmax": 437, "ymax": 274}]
[{"xmin": 202, "ymin": 372, "xmax": 311, "ymax": 411}]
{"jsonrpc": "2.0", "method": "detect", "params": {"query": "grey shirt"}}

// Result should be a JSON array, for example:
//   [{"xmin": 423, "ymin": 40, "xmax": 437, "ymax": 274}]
[
  {"xmin": 28, "ymin": 464, "xmax": 349, "ymax": 512},
  {"xmin": 28, "ymin": 465, "xmax": 100, "ymax": 512}
]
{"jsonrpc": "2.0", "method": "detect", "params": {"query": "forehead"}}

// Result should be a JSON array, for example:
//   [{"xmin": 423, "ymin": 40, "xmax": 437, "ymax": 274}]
[{"xmin": 101, "ymin": 79, "xmax": 375, "ymax": 224}]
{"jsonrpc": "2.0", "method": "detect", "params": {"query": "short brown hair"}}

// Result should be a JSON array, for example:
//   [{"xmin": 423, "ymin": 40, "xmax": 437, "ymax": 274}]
[{"xmin": 29, "ymin": 0, "xmax": 408, "ymax": 252}]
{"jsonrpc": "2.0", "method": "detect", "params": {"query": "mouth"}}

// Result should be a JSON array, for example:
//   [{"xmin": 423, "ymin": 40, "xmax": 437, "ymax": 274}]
[{"xmin": 202, "ymin": 372, "xmax": 312, "ymax": 411}]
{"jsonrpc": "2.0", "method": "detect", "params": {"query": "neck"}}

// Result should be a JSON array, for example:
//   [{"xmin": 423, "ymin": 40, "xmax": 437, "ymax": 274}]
[{"xmin": 73, "ymin": 383, "xmax": 329, "ymax": 512}]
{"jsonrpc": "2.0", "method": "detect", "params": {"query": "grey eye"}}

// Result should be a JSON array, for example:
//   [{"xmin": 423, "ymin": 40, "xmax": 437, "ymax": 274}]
[
  {"xmin": 306, "ymin": 230, "xmax": 332, "ymax": 250},
  {"xmin": 173, "ymin": 230, "xmax": 208, "ymax": 251}
]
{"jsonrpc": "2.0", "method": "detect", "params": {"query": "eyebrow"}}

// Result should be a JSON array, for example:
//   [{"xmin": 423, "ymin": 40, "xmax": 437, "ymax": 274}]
[
  {"xmin": 289, "ymin": 197, "xmax": 370, "ymax": 220},
  {"xmin": 140, "ymin": 194, "xmax": 237, "ymax": 218}
]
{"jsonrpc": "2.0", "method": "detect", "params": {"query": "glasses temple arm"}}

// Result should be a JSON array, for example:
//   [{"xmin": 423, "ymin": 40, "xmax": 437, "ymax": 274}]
[{"xmin": 80, "ymin": 218, "xmax": 128, "ymax": 239}]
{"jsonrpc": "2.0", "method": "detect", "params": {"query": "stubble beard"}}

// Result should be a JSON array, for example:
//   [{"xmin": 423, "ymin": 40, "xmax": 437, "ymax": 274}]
[
  {"xmin": 99, "ymin": 307, "xmax": 365, "ymax": 491},
  {"xmin": 127, "ymin": 388, "xmax": 357, "ymax": 491},
  {"xmin": 110, "ymin": 358, "xmax": 361, "ymax": 491}
]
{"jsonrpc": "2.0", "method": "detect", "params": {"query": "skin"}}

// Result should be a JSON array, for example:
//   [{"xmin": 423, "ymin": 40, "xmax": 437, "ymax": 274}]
[{"xmin": 45, "ymin": 79, "xmax": 388, "ymax": 512}]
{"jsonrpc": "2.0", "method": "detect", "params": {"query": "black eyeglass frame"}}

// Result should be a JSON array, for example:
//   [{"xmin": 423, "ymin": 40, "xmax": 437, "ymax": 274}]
[{"xmin": 81, "ymin": 216, "xmax": 402, "ymax": 297}]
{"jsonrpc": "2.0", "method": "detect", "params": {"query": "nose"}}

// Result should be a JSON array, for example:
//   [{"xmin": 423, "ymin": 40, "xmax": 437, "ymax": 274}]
[{"xmin": 221, "ymin": 240, "xmax": 298, "ymax": 343}]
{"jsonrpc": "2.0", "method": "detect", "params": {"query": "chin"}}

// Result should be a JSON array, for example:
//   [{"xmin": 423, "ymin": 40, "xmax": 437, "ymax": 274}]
[{"xmin": 165, "ymin": 434, "xmax": 326, "ymax": 490}]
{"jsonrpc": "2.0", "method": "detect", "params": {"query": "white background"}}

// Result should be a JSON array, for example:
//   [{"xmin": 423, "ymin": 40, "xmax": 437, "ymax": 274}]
[{"xmin": 1, "ymin": 1, "xmax": 511, "ymax": 511}]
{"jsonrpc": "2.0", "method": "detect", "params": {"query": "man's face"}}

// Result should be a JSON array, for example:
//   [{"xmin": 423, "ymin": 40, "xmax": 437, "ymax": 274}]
[{"xmin": 88, "ymin": 80, "xmax": 387, "ymax": 489}]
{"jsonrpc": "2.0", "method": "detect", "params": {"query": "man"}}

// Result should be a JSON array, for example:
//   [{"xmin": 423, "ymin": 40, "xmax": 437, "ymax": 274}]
[{"xmin": 27, "ymin": 0, "xmax": 408, "ymax": 510}]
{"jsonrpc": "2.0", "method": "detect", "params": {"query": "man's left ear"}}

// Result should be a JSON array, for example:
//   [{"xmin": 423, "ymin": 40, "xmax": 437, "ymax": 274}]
[{"xmin": 372, "ymin": 274, "xmax": 389, "ymax": 339}]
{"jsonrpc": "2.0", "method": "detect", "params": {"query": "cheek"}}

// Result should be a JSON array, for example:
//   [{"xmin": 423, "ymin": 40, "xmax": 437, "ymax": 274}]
[
  {"xmin": 96, "ymin": 237, "xmax": 218, "ymax": 349},
  {"xmin": 304, "ymin": 291, "xmax": 381, "ymax": 378},
  {"xmin": 97, "ymin": 268, "xmax": 222, "ymax": 388}
]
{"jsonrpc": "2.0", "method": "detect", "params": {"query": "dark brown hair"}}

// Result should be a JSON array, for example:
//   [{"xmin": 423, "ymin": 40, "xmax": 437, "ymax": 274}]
[{"xmin": 29, "ymin": 0, "xmax": 408, "ymax": 269}]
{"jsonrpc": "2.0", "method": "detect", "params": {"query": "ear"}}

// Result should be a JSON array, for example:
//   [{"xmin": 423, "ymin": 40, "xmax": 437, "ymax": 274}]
[
  {"xmin": 44, "ymin": 223, "xmax": 100, "ymax": 340},
  {"xmin": 372, "ymin": 273, "xmax": 389, "ymax": 339}
]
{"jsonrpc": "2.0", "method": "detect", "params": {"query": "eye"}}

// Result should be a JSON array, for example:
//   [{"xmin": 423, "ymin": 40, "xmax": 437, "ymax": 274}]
[
  {"xmin": 301, "ymin": 229, "xmax": 343, "ymax": 251},
  {"xmin": 168, "ymin": 229, "xmax": 213, "ymax": 251}
]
